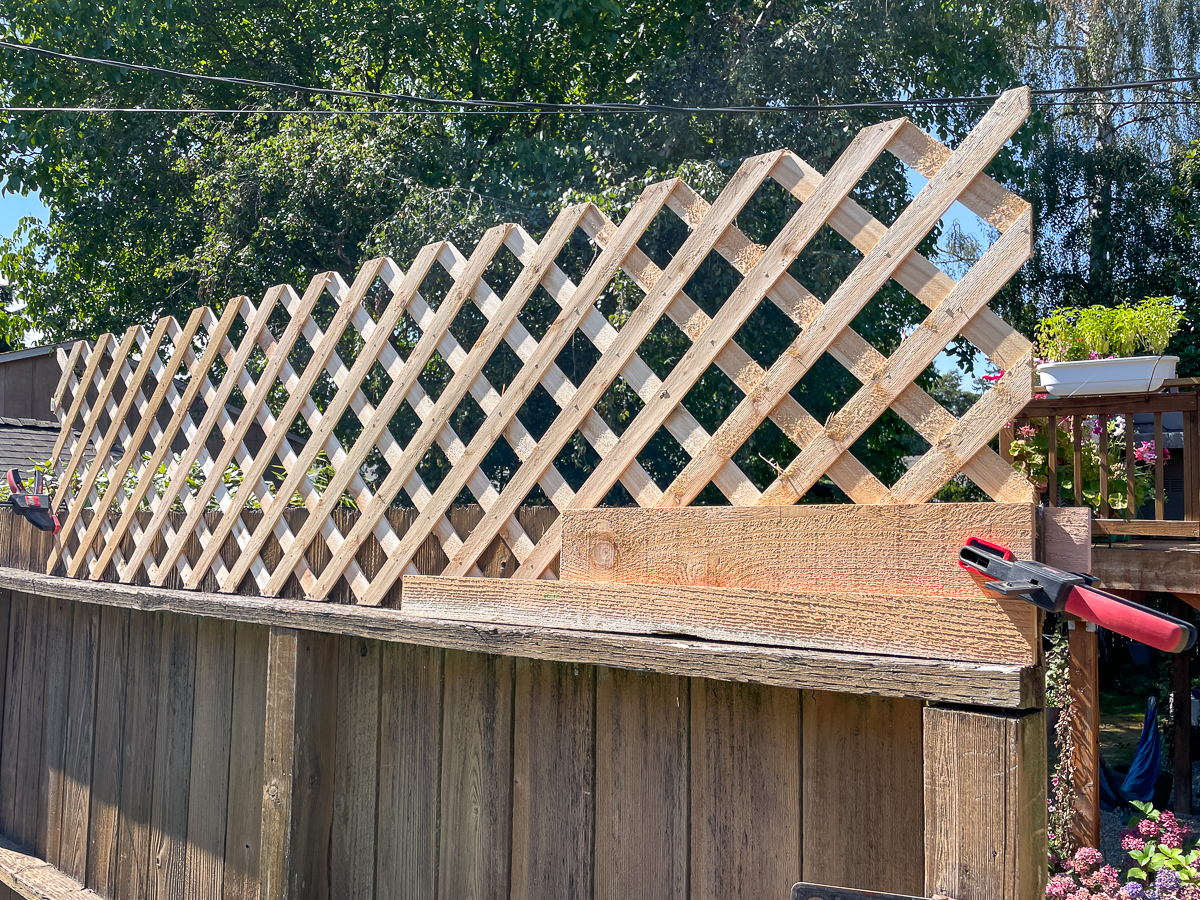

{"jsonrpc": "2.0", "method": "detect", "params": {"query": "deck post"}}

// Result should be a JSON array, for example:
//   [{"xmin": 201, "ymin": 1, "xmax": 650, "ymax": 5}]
[
  {"xmin": 923, "ymin": 705, "xmax": 1047, "ymax": 900},
  {"xmin": 1068, "ymin": 618, "xmax": 1101, "ymax": 849}
]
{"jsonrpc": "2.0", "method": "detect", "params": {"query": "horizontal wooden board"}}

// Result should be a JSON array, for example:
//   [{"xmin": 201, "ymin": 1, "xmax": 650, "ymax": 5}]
[
  {"xmin": 1093, "ymin": 542, "xmax": 1200, "ymax": 595},
  {"xmin": 560, "ymin": 503, "xmax": 1037, "ymax": 599},
  {"xmin": 0, "ymin": 832, "xmax": 105, "ymax": 898},
  {"xmin": 402, "ymin": 575, "xmax": 1037, "ymax": 666},
  {"xmin": 0, "ymin": 567, "xmax": 1037, "ymax": 707},
  {"xmin": 1092, "ymin": 518, "xmax": 1200, "ymax": 539}
]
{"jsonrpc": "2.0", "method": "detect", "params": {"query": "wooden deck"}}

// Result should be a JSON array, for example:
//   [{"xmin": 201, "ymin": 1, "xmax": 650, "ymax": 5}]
[{"xmin": 1093, "ymin": 539, "xmax": 1200, "ymax": 599}]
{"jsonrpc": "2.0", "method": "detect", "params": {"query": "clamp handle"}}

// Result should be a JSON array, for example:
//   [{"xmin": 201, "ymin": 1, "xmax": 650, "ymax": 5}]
[{"xmin": 1064, "ymin": 586, "xmax": 1196, "ymax": 654}]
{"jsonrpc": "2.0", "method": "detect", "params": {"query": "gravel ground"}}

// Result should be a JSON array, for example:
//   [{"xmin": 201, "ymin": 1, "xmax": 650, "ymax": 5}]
[{"xmin": 1099, "ymin": 761, "xmax": 1200, "ymax": 868}]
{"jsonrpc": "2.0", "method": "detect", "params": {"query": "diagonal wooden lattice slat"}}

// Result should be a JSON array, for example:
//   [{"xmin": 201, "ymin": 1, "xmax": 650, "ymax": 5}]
[{"xmin": 47, "ymin": 87, "xmax": 1038, "ymax": 603}]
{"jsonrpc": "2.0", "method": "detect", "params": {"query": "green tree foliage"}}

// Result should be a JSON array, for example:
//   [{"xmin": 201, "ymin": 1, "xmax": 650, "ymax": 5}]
[
  {"xmin": 1, "ymin": 1, "xmax": 1035, "ymax": 503},
  {"xmin": 1005, "ymin": 0, "xmax": 1200, "ymax": 368}
]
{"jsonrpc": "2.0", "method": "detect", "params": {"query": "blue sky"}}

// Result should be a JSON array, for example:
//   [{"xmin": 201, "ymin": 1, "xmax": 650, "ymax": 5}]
[{"xmin": 0, "ymin": 189, "xmax": 47, "ymax": 238}]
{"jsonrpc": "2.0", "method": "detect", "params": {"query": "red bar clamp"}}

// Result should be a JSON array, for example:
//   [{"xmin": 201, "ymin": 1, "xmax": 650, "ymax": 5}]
[
  {"xmin": 958, "ymin": 537, "xmax": 1195, "ymax": 654},
  {"xmin": 6, "ymin": 469, "xmax": 61, "ymax": 535}
]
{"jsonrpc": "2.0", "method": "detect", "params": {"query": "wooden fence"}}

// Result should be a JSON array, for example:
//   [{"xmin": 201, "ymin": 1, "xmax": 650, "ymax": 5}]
[
  {"xmin": 49, "ymin": 88, "xmax": 1035, "ymax": 605},
  {"xmin": 0, "ymin": 506, "xmax": 1053, "ymax": 900},
  {"xmin": 0, "ymin": 88, "xmax": 1057, "ymax": 900}
]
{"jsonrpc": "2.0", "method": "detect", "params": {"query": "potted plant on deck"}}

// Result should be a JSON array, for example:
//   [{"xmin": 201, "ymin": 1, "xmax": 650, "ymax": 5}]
[{"xmin": 1036, "ymin": 296, "xmax": 1184, "ymax": 397}]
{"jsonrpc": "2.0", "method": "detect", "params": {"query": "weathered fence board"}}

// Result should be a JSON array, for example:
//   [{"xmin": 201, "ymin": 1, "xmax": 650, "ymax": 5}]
[{"xmin": 0, "ymin": 588, "xmax": 962, "ymax": 900}]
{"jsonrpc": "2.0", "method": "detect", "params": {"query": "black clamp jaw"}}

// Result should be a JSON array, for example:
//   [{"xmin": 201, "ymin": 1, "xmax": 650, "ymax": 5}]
[
  {"xmin": 957, "ymin": 537, "xmax": 1091, "ymax": 613},
  {"xmin": 6, "ymin": 469, "xmax": 61, "ymax": 534}
]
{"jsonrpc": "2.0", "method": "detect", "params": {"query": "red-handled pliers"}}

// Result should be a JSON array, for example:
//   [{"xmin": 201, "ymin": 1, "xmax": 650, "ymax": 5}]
[{"xmin": 958, "ymin": 537, "xmax": 1196, "ymax": 654}]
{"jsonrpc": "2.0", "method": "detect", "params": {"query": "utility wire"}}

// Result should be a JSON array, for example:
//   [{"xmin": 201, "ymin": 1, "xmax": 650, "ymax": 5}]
[{"xmin": 1, "ymin": 37, "xmax": 1199, "ymax": 116}]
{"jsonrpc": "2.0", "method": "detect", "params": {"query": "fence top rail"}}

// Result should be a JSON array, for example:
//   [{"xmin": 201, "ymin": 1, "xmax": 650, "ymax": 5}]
[
  {"xmin": 46, "ymin": 88, "xmax": 1037, "ymax": 604},
  {"xmin": 0, "ymin": 564, "xmax": 1040, "ymax": 707}
]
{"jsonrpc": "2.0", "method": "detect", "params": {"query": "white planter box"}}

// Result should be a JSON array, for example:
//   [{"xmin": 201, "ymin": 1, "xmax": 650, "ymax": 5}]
[{"xmin": 1037, "ymin": 355, "xmax": 1179, "ymax": 397}]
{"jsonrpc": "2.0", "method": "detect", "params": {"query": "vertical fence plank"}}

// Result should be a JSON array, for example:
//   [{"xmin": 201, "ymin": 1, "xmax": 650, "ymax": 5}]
[
  {"xmin": 436, "ymin": 650, "xmax": 509, "ymax": 900},
  {"xmin": 0, "ymin": 590, "xmax": 19, "ymax": 840},
  {"xmin": 286, "ymin": 631, "xmax": 338, "ymax": 900},
  {"xmin": 801, "ymin": 692, "xmax": 923, "ymax": 894},
  {"xmin": 59, "ymin": 601, "xmax": 101, "ymax": 881},
  {"xmin": 330, "ymin": 635, "xmax": 380, "ymax": 900},
  {"xmin": 377, "ymin": 642, "xmax": 443, "ymax": 900},
  {"xmin": 1172, "ymin": 597, "xmax": 1193, "ymax": 816},
  {"xmin": 690, "ymin": 678, "xmax": 801, "ymax": 900},
  {"xmin": 594, "ymin": 667, "xmax": 688, "ymax": 900},
  {"xmin": 147, "ymin": 613, "xmax": 199, "ymax": 900},
  {"xmin": 223, "ymin": 622, "xmax": 269, "ymax": 900},
  {"xmin": 115, "ymin": 610, "xmax": 163, "ymax": 900},
  {"xmin": 12, "ymin": 592, "xmax": 48, "ymax": 852},
  {"xmin": 184, "ymin": 617, "xmax": 237, "ymax": 900},
  {"xmin": 510, "ymin": 659, "xmax": 595, "ymax": 900},
  {"xmin": 923, "ymin": 705, "xmax": 1046, "ymax": 900},
  {"xmin": 259, "ymin": 627, "xmax": 298, "ymax": 900},
  {"xmin": 36, "ymin": 595, "xmax": 73, "ymax": 865},
  {"xmin": 88, "ymin": 606, "xmax": 130, "ymax": 896}
]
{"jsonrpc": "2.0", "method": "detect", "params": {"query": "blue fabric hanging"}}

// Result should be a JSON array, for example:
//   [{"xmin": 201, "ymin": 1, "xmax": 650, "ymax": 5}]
[{"xmin": 1121, "ymin": 695, "xmax": 1162, "ymax": 803}]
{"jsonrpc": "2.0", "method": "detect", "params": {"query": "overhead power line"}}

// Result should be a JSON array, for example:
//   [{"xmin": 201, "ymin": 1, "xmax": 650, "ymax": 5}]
[{"xmin": 1, "ymin": 37, "xmax": 1199, "ymax": 116}]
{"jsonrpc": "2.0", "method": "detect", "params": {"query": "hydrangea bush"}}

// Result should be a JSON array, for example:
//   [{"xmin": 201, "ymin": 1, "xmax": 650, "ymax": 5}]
[{"xmin": 1047, "ymin": 805, "xmax": 1200, "ymax": 899}]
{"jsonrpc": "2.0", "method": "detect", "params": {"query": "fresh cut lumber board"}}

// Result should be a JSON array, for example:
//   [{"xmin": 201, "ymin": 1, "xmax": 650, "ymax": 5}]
[{"xmin": 405, "ymin": 502, "xmax": 1043, "ymax": 665}]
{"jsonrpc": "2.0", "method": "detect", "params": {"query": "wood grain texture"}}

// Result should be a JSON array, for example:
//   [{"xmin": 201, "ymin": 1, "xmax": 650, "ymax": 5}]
[
  {"xmin": 510, "ymin": 658, "xmax": 595, "ymax": 900},
  {"xmin": 1092, "ymin": 542, "xmax": 1200, "ymax": 594},
  {"xmin": 259, "ymin": 627, "xmax": 298, "ymax": 900},
  {"xmin": 115, "ymin": 610, "xmax": 164, "ymax": 900},
  {"xmin": 594, "ymin": 667, "xmax": 688, "ymax": 900},
  {"xmin": 437, "ymin": 650, "xmax": 511, "ymax": 900},
  {"xmin": 561, "ymin": 503, "xmax": 1035, "ymax": 596},
  {"xmin": 87, "ymin": 606, "xmax": 130, "ymax": 896},
  {"xmin": 0, "ymin": 592, "xmax": 26, "ymax": 841},
  {"xmin": 184, "ymin": 617, "xmax": 236, "ymax": 900},
  {"xmin": 36, "ymin": 596, "xmax": 73, "ymax": 865},
  {"xmin": 1041, "ymin": 507, "xmax": 1092, "ymax": 573},
  {"xmin": 0, "ymin": 832, "xmax": 107, "ymax": 899},
  {"xmin": 690, "ymin": 678, "xmax": 801, "ymax": 900},
  {"xmin": 58, "ymin": 602, "xmax": 100, "ymax": 881},
  {"xmin": 375, "ymin": 642, "xmax": 442, "ymax": 900},
  {"xmin": 147, "ymin": 613, "xmax": 199, "ymax": 900},
  {"xmin": 1068, "ymin": 621, "xmax": 1100, "ymax": 850},
  {"xmin": 801, "ymin": 692, "xmax": 923, "ymax": 895},
  {"xmin": 330, "ymin": 635, "xmax": 380, "ymax": 900},
  {"xmin": 222, "ymin": 622, "xmax": 269, "ymax": 900},
  {"xmin": 286, "ymin": 631, "xmax": 338, "ymax": 900},
  {"xmin": 923, "ymin": 705, "xmax": 1046, "ymax": 900},
  {"xmin": 403, "ymin": 573, "xmax": 1038, "ymax": 666},
  {"xmin": 0, "ymin": 568, "xmax": 1039, "ymax": 708},
  {"xmin": 13, "ymin": 592, "xmax": 48, "ymax": 852}
]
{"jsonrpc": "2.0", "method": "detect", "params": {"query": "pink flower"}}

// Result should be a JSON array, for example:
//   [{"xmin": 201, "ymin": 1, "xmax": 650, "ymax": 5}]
[
  {"xmin": 1019, "ymin": 425, "xmax": 1038, "ymax": 439},
  {"xmin": 1073, "ymin": 846, "xmax": 1105, "ymax": 870},
  {"xmin": 1047, "ymin": 874, "xmax": 1076, "ymax": 898},
  {"xmin": 1137, "ymin": 817, "xmax": 1160, "ymax": 838},
  {"xmin": 1084, "ymin": 866, "xmax": 1121, "ymax": 891},
  {"xmin": 1121, "ymin": 830, "xmax": 1146, "ymax": 852},
  {"xmin": 982, "ymin": 369, "xmax": 1005, "ymax": 383}
]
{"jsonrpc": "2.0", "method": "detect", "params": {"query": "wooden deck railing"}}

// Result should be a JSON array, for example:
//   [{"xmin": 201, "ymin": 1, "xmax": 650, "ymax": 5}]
[{"xmin": 1002, "ymin": 382, "xmax": 1200, "ymax": 539}]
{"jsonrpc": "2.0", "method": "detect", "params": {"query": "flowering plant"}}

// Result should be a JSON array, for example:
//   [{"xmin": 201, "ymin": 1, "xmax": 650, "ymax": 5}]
[
  {"xmin": 1121, "ymin": 802, "xmax": 1200, "ymax": 892},
  {"xmin": 1045, "ymin": 843, "xmax": 1200, "ymax": 899},
  {"xmin": 1007, "ymin": 416, "xmax": 1164, "ymax": 513}
]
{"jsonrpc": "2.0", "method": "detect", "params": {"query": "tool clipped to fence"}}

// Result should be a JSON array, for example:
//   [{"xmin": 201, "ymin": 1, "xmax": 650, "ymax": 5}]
[
  {"xmin": 791, "ymin": 883, "xmax": 958, "ymax": 900},
  {"xmin": 958, "ymin": 537, "xmax": 1196, "ymax": 654},
  {"xmin": 6, "ymin": 468, "xmax": 60, "ymax": 534}
]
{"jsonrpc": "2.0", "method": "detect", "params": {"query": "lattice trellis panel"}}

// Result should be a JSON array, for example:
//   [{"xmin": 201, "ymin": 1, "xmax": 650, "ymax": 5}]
[{"xmin": 46, "ymin": 88, "xmax": 1038, "ymax": 603}]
